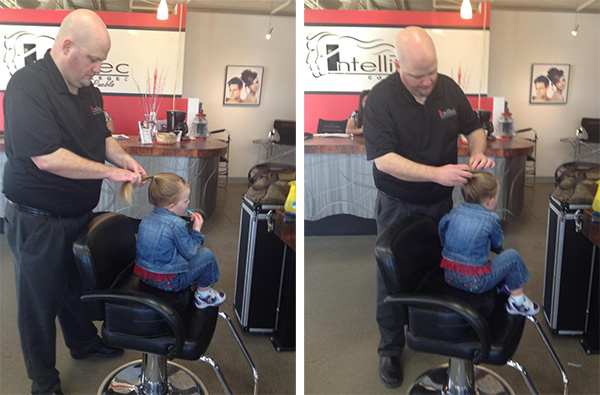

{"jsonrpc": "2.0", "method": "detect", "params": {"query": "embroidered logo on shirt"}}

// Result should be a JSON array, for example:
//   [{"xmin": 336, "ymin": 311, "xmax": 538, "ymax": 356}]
[
  {"xmin": 90, "ymin": 105, "xmax": 103, "ymax": 115},
  {"xmin": 438, "ymin": 108, "xmax": 457, "ymax": 120}
]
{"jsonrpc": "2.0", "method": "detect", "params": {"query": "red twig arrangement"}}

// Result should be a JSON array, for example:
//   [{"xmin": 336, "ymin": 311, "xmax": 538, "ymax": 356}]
[{"xmin": 132, "ymin": 67, "xmax": 167, "ymax": 118}]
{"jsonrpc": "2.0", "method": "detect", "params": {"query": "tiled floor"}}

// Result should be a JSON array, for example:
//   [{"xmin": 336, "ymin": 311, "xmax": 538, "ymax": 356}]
[
  {"xmin": 305, "ymin": 182, "xmax": 600, "ymax": 394},
  {"xmin": 0, "ymin": 182, "xmax": 295, "ymax": 394}
]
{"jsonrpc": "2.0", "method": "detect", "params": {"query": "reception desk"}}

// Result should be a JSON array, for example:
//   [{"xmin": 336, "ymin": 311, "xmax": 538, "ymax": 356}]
[
  {"xmin": 305, "ymin": 136, "xmax": 534, "ymax": 230},
  {"xmin": 0, "ymin": 137, "xmax": 227, "ymax": 220}
]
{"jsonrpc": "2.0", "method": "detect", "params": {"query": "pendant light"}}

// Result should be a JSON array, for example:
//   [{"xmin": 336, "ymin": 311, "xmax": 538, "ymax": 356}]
[
  {"xmin": 460, "ymin": 0, "xmax": 472, "ymax": 20},
  {"xmin": 157, "ymin": 0, "xmax": 169, "ymax": 20},
  {"xmin": 571, "ymin": 2, "xmax": 579, "ymax": 37},
  {"xmin": 266, "ymin": 0, "xmax": 274, "ymax": 40}
]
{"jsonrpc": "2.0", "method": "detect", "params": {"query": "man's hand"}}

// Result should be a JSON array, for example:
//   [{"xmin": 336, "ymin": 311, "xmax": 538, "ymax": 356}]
[
  {"xmin": 107, "ymin": 168, "xmax": 143, "ymax": 184},
  {"xmin": 122, "ymin": 157, "xmax": 147, "ymax": 187},
  {"xmin": 433, "ymin": 164, "xmax": 472, "ymax": 187},
  {"xmin": 469, "ymin": 152, "xmax": 495, "ymax": 170}
]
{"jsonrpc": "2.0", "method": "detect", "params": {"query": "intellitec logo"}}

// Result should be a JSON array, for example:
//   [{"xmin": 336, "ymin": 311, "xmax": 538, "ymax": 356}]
[
  {"xmin": 306, "ymin": 31, "xmax": 396, "ymax": 81},
  {"xmin": 2, "ymin": 31, "xmax": 55, "ymax": 76}
]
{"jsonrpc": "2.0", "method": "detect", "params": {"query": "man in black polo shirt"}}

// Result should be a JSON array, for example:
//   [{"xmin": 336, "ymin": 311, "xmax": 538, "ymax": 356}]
[
  {"xmin": 363, "ymin": 26, "xmax": 495, "ymax": 388},
  {"xmin": 3, "ymin": 10, "xmax": 146, "ymax": 394}
]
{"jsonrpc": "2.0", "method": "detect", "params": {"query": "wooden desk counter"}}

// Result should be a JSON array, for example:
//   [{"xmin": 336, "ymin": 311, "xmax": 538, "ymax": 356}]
[
  {"xmin": 304, "ymin": 135, "xmax": 534, "ymax": 158},
  {"xmin": 305, "ymin": 135, "xmax": 535, "ymax": 224},
  {"xmin": 304, "ymin": 135, "xmax": 366, "ymax": 154},
  {"xmin": 0, "ymin": 137, "xmax": 227, "ymax": 219},
  {"xmin": 0, "ymin": 136, "xmax": 227, "ymax": 156},
  {"xmin": 117, "ymin": 138, "xmax": 227, "ymax": 158}
]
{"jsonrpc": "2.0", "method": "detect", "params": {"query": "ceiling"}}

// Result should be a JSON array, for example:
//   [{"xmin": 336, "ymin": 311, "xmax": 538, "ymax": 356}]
[
  {"xmin": 307, "ymin": 0, "xmax": 600, "ymax": 14},
  {"xmin": 0, "ymin": 0, "xmax": 598, "ymax": 15}
]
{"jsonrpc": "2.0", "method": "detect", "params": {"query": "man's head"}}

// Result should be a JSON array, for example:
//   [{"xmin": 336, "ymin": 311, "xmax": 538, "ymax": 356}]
[
  {"xmin": 534, "ymin": 75, "xmax": 550, "ymax": 99},
  {"xmin": 50, "ymin": 9, "xmax": 110, "ymax": 95},
  {"xmin": 228, "ymin": 77, "xmax": 243, "ymax": 101},
  {"xmin": 394, "ymin": 26, "xmax": 438, "ymax": 102}
]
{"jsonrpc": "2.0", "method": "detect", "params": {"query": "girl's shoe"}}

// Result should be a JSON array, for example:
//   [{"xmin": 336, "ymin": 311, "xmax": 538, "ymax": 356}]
[
  {"xmin": 194, "ymin": 288, "xmax": 226, "ymax": 309},
  {"xmin": 505, "ymin": 294, "xmax": 539, "ymax": 316}
]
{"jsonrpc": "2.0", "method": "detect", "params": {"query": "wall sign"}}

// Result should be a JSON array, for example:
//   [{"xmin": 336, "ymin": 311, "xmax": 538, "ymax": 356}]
[
  {"xmin": 0, "ymin": 25, "xmax": 185, "ymax": 95},
  {"xmin": 304, "ymin": 25, "xmax": 489, "ymax": 95}
]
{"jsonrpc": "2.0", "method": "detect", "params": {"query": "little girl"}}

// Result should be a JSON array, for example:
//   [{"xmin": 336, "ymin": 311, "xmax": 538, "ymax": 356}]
[
  {"xmin": 133, "ymin": 173, "xmax": 225, "ymax": 309},
  {"xmin": 438, "ymin": 171, "xmax": 539, "ymax": 316}
]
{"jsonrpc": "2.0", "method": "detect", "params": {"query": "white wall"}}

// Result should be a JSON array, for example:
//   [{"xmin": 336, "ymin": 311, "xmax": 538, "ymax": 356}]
[
  {"xmin": 489, "ymin": 10, "xmax": 600, "ymax": 179},
  {"xmin": 182, "ymin": 11, "xmax": 295, "ymax": 180}
]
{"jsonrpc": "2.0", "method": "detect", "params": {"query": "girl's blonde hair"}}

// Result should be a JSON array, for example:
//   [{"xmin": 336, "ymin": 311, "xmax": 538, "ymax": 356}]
[
  {"xmin": 119, "ymin": 173, "xmax": 188, "ymax": 207},
  {"xmin": 461, "ymin": 171, "xmax": 499, "ymax": 204}
]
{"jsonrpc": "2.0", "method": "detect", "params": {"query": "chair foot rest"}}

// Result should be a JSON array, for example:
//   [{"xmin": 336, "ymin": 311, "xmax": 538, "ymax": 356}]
[
  {"xmin": 98, "ymin": 359, "xmax": 208, "ymax": 395},
  {"xmin": 409, "ymin": 364, "xmax": 515, "ymax": 395}
]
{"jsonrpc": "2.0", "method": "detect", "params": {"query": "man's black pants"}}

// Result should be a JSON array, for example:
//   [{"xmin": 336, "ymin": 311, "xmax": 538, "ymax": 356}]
[
  {"xmin": 375, "ymin": 191, "xmax": 452, "ymax": 357},
  {"xmin": 5, "ymin": 203, "xmax": 101, "ymax": 394}
]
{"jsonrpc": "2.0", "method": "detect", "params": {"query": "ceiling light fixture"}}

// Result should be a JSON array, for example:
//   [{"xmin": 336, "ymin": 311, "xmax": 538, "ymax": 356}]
[
  {"xmin": 157, "ymin": 0, "xmax": 168, "ymax": 20},
  {"xmin": 266, "ymin": 0, "xmax": 274, "ymax": 40},
  {"xmin": 571, "ymin": 2, "xmax": 579, "ymax": 37},
  {"xmin": 460, "ymin": 0, "xmax": 472, "ymax": 20}
]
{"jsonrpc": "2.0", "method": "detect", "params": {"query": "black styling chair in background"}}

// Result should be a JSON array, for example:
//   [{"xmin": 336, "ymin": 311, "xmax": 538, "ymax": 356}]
[
  {"xmin": 316, "ymin": 118, "xmax": 348, "ymax": 134},
  {"xmin": 209, "ymin": 128, "xmax": 231, "ymax": 188},
  {"xmin": 375, "ymin": 215, "xmax": 568, "ymax": 394},
  {"xmin": 73, "ymin": 212, "xmax": 258, "ymax": 395}
]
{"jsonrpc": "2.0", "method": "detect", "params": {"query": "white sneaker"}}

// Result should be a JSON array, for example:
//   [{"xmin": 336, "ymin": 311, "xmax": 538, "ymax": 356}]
[
  {"xmin": 505, "ymin": 295, "xmax": 539, "ymax": 316},
  {"xmin": 194, "ymin": 288, "xmax": 226, "ymax": 309}
]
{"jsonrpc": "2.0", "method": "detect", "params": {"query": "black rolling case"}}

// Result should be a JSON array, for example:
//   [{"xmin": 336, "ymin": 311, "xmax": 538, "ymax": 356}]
[
  {"xmin": 234, "ymin": 196, "xmax": 285, "ymax": 333},
  {"xmin": 543, "ymin": 196, "xmax": 597, "ymax": 334}
]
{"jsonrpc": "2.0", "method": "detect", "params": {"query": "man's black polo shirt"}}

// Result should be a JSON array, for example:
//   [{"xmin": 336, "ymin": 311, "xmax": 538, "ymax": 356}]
[
  {"xmin": 3, "ymin": 50, "xmax": 110, "ymax": 216},
  {"xmin": 363, "ymin": 72, "xmax": 481, "ymax": 204}
]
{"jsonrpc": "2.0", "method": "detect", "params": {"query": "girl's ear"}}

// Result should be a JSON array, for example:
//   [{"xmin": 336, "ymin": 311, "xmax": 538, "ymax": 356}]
[{"xmin": 166, "ymin": 203, "xmax": 176, "ymax": 212}]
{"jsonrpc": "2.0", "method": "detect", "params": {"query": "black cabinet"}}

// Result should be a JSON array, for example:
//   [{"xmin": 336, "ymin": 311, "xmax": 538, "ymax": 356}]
[
  {"xmin": 543, "ymin": 196, "xmax": 597, "ymax": 335},
  {"xmin": 234, "ymin": 197, "xmax": 285, "ymax": 333}
]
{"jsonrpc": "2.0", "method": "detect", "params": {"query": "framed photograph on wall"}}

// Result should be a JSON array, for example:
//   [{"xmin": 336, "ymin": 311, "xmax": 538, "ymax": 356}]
[
  {"xmin": 223, "ymin": 65, "xmax": 264, "ymax": 106},
  {"xmin": 530, "ymin": 63, "xmax": 570, "ymax": 104}
]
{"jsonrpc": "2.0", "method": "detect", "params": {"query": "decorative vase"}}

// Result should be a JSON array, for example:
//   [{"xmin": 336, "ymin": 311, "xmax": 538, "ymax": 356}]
[{"xmin": 144, "ymin": 112, "xmax": 158, "ymax": 139}]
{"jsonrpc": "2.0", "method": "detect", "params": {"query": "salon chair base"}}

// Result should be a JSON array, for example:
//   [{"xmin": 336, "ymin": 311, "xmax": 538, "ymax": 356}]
[
  {"xmin": 98, "ymin": 356, "xmax": 208, "ymax": 395},
  {"xmin": 409, "ymin": 359, "xmax": 514, "ymax": 395}
]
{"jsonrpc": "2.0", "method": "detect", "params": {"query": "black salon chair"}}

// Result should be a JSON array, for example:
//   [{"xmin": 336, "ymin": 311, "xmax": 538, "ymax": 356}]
[
  {"xmin": 209, "ymin": 128, "xmax": 231, "ymax": 188},
  {"xmin": 73, "ymin": 212, "xmax": 258, "ymax": 395},
  {"xmin": 265, "ymin": 119, "xmax": 296, "ymax": 164},
  {"xmin": 375, "ymin": 215, "xmax": 568, "ymax": 394},
  {"xmin": 316, "ymin": 118, "xmax": 347, "ymax": 134}
]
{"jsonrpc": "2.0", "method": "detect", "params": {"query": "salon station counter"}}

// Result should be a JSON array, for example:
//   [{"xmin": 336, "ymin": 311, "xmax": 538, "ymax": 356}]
[
  {"xmin": 305, "ymin": 135, "xmax": 534, "ymax": 234},
  {"xmin": 0, "ymin": 137, "xmax": 227, "ymax": 220}
]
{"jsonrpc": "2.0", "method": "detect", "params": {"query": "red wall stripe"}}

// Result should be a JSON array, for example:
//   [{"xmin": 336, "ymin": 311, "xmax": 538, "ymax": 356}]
[
  {"xmin": 304, "ymin": 94, "xmax": 493, "ymax": 133},
  {"xmin": 0, "ymin": 92, "xmax": 188, "ymax": 136},
  {"xmin": 304, "ymin": 7, "xmax": 490, "ymax": 29},
  {"xmin": 0, "ymin": 6, "xmax": 186, "ymax": 30},
  {"xmin": 102, "ymin": 95, "xmax": 189, "ymax": 136}
]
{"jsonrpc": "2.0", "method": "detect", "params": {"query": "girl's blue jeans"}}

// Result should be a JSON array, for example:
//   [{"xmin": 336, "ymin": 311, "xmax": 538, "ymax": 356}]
[
  {"xmin": 141, "ymin": 247, "xmax": 220, "ymax": 292},
  {"xmin": 444, "ymin": 248, "xmax": 530, "ymax": 294}
]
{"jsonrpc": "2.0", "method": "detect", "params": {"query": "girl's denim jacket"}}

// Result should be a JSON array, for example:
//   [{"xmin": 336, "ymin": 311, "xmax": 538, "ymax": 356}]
[
  {"xmin": 136, "ymin": 207, "xmax": 205, "ymax": 274},
  {"xmin": 438, "ymin": 203, "xmax": 503, "ymax": 266}
]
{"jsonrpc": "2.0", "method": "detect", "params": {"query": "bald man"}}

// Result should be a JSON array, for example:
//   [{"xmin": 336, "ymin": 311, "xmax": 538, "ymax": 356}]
[
  {"xmin": 363, "ymin": 26, "xmax": 494, "ymax": 387},
  {"xmin": 3, "ymin": 10, "xmax": 146, "ymax": 394}
]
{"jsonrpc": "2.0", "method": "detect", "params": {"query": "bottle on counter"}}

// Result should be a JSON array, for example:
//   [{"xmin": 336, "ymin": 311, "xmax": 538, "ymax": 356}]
[
  {"xmin": 191, "ymin": 103, "xmax": 209, "ymax": 140},
  {"xmin": 497, "ymin": 108, "xmax": 515, "ymax": 138}
]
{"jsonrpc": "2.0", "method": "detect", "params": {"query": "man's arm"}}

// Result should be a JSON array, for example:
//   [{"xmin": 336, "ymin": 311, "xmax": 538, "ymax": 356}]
[
  {"xmin": 105, "ymin": 136, "xmax": 146, "ymax": 176},
  {"xmin": 466, "ymin": 128, "xmax": 495, "ymax": 170},
  {"xmin": 374, "ymin": 152, "xmax": 472, "ymax": 187},
  {"xmin": 31, "ymin": 145, "xmax": 142, "ymax": 184}
]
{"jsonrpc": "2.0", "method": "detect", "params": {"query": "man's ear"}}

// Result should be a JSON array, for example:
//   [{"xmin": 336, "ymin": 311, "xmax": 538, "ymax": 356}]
[{"xmin": 62, "ymin": 39, "xmax": 74, "ymax": 56}]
